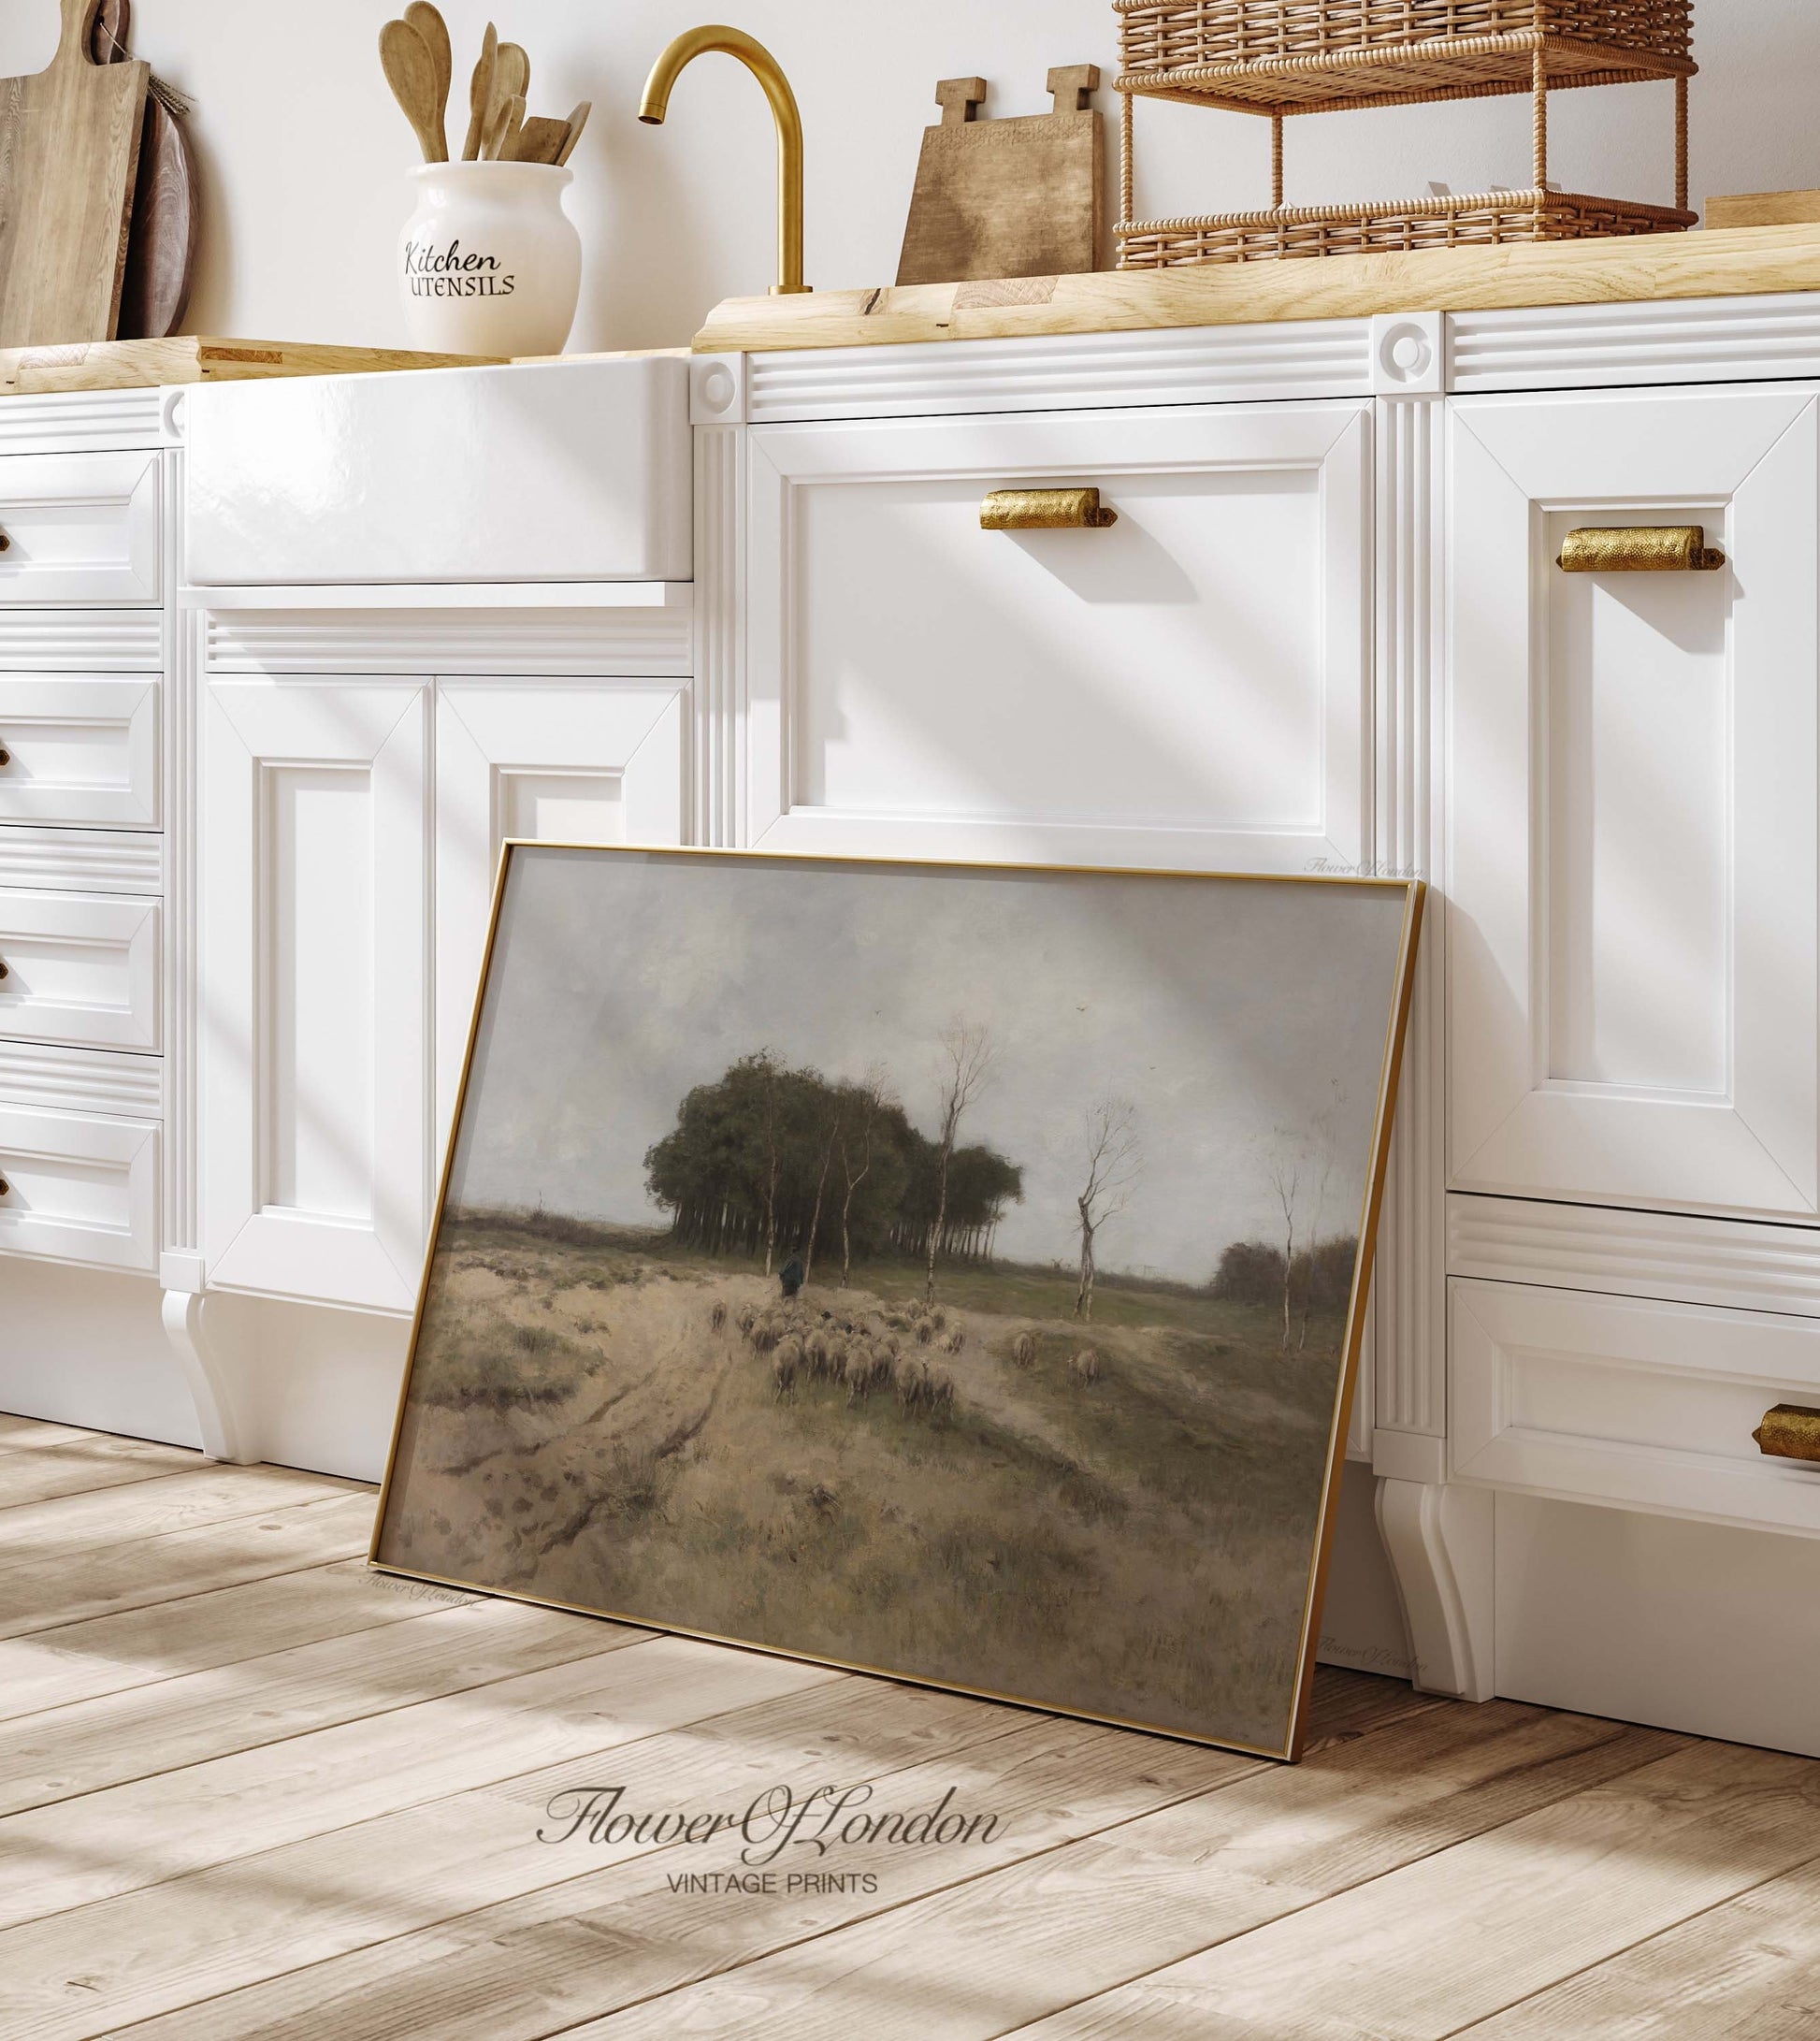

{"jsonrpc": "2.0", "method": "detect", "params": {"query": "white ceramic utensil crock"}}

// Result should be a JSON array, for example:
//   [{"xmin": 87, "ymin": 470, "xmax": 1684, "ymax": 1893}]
[{"xmin": 399, "ymin": 161, "xmax": 582, "ymax": 356}]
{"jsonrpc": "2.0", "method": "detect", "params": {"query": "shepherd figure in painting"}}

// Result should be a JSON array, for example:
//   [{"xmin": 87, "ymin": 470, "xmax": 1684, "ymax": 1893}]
[{"xmin": 779, "ymin": 1254, "xmax": 806, "ymax": 1299}]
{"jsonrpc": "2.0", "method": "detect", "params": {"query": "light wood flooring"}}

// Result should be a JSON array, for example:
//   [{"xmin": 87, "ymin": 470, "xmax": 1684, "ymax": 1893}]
[{"xmin": 0, "ymin": 1415, "xmax": 1816, "ymax": 2039}]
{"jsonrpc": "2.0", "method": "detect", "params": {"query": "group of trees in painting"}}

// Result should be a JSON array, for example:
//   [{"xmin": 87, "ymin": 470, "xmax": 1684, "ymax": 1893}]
[
  {"xmin": 642, "ymin": 1027, "xmax": 1358, "ymax": 1342},
  {"xmin": 643, "ymin": 1036, "xmax": 1023, "ymax": 1293}
]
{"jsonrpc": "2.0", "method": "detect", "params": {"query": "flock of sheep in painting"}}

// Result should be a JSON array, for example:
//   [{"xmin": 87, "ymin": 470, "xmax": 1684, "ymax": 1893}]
[{"xmin": 715, "ymin": 1294, "xmax": 1104, "ymax": 1417}]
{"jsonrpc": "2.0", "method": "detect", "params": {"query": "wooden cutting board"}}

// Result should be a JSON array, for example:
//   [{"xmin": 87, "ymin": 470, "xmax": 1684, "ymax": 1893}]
[
  {"xmin": 90, "ymin": 0, "xmax": 200, "ymax": 341},
  {"xmin": 0, "ymin": 0, "xmax": 152, "ymax": 346},
  {"xmin": 897, "ymin": 66, "xmax": 1104, "ymax": 287}
]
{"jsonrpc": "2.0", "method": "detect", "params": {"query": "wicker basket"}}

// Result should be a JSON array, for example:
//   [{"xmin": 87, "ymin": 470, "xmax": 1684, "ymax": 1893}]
[
  {"xmin": 1116, "ymin": 1, "xmax": 1695, "ymax": 111},
  {"xmin": 1114, "ymin": 0, "xmax": 1697, "ymax": 268},
  {"xmin": 1119, "ymin": 187, "xmax": 1695, "ymax": 265}
]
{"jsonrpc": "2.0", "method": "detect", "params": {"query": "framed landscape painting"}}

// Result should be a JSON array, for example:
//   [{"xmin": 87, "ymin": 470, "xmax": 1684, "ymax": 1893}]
[{"xmin": 372, "ymin": 847, "xmax": 1424, "ymax": 1759}]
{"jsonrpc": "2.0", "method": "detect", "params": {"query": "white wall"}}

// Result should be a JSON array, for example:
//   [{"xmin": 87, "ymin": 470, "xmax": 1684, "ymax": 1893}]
[{"xmin": 4, "ymin": 2, "xmax": 1817, "ymax": 354}]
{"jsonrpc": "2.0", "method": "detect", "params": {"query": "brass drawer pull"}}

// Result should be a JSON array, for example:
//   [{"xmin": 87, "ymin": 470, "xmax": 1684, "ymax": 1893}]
[
  {"xmin": 0, "ymin": 958, "xmax": 9, "ymax": 981},
  {"xmin": 0, "ymin": 532, "xmax": 11, "ymax": 553},
  {"xmin": 981, "ymin": 487, "xmax": 1118, "ymax": 532},
  {"xmin": 1558, "ymin": 526, "xmax": 1726, "ymax": 574},
  {"xmin": 0, "ymin": 745, "xmax": 10, "ymax": 768},
  {"xmin": 0, "ymin": 1176, "xmax": 9, "ymax": 1197},
  {"xmin": 1754, "ymin": 1405, "xmax": 1820, "ymax": 1465}
]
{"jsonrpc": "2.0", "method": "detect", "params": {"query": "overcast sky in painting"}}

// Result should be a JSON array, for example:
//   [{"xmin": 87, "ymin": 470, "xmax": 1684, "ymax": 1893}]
[{"xmin": 445, "ymin": 851, "xmax": 1412, "ymax": 1286}]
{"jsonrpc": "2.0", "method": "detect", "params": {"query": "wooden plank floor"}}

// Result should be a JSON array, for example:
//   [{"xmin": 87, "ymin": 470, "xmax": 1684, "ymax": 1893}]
[{"xmin": 1, "ymin": 1420, "xmax": 1815, "ymax": 2039}]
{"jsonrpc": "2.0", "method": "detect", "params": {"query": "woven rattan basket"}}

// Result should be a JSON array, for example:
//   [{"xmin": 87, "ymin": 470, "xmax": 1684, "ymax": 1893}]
[{"xmin": 1114, "ymin": 1, "xmax": 1698, "ymax": 267}]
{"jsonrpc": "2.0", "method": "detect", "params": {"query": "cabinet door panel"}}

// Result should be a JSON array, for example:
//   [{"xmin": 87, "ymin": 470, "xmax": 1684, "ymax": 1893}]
[
  {"xmin": 748, "ymin": 402, "xmax": 1371, "ymax": 872},
  {"xmin": 202, "ymin": 680, "xmax": 428, "ymax": 1311},
  {"xmin": 434, "ymin": 680, "xmax": 687, "ymax": 1143},
  {"xmin": 1449, "ymin": 389, "xmax": 1819, "ymax": 1220}
]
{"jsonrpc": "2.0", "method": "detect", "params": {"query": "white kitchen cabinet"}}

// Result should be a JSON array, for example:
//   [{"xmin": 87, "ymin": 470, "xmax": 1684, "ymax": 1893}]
[
  {"xmin": 434, "ymin": 678, "xmax": 688, "ymax": 1140},
  {"xmin": 0, "ymin": 450, "xmax": 162, "ymax": 606},
  {"xmin": 200, "ymin": 678, "xmax": 429, "ymax": 1313},
  {"xmin": 1448, "ymin": 388, "xmax": 1820, "ymax": 1221},
  {"xmin": 744, "ymin": 401, "xmax": 1371, "ymax": 873}
]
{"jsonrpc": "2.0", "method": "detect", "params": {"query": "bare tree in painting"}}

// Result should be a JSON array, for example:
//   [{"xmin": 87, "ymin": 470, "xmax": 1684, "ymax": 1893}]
[
  {"xmin": 926, "ymin": 1020, "xmax": 995, "ymax": 1304},
  {"xmin": 1073, "ymin": 1099, "xmax": 1141, "ymax": 1324},
  {"xmin": 837, "ymin": 1067, "xmax": 891, "ymax": 1289},
  {"xmin": 1297, "ymin": 1078, "xmax": 1345, "ymax": 1352},
  {"xmin": 757, "ymin": 1050, "xmax": 782, "ymax": 1277},
  {"xmin": 802, "ymin": 1090, "xmax": 844, "ymax": 1285},
  {"xmin": 1268, "ymin": 1142, "xmax": 1302, "ymax": 1352}
]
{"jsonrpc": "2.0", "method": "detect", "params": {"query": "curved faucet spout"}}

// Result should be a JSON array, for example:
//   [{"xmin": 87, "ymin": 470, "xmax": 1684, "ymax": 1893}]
[{"xmin": 639, "ymin": 24, "xmax": 810, "ymax": 297}]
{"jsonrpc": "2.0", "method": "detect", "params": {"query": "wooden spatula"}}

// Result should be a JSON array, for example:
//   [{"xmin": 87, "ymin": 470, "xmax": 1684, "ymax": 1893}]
[
  {"xmin": 510, "ymin": 116, "xmax": 569, "ymax": 165},
  {"xmin": 380, "ymin": 17, "xmax": 448, "ymax": 164},
  {"xmin": 0, "ymin": 0, "xmax": 152, "ymax": 345},
  {"xmin": 461, "ymin": 22, "xmax": 498, "ymax": 160},
  {"xmin": 556, "ymin": 102, "xmax": 592, "ymax": 166},
  {"xmin": 402, "ymin": 3, "xmax": 452, "ymax": 161}
]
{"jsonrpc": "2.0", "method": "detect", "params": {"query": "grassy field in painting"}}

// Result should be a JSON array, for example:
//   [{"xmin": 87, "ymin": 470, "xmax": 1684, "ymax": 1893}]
[{"xmin": 380, "ymin": 1211, "xmax": 1351, "ymax": 1750}]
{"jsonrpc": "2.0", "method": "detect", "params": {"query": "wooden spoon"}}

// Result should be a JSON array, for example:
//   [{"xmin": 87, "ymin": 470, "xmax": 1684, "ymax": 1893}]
[
  {"xmin": 493, "ymin": 40, "xmax": 530, "ymax": 128},
  {"xmin": 461, "ymin": 22, "xmax": 498, "ymax": 160},
  {"xmin": 556, "ymin": 101, "xmax": 592, "ymax": 166},
  {"xmin": 484, "ymin": 92, "xmax": 525, "ymax": 163},
  {"xmin": 402, "ymin": 2, "xmax": 452, "ymax": 161},
  {"xmin": 379, "ymin": 17, "xmax": 448, "ymax": 164}
]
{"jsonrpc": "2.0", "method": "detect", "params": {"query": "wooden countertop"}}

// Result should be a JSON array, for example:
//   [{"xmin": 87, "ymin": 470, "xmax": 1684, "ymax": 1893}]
[
  {"xmin": 691, "ymin": 223, "xmax": 1820, "ymax": 354},
  {"xmin": 0, "ymin": 336, "xmax": 503, "ymax": 396}
]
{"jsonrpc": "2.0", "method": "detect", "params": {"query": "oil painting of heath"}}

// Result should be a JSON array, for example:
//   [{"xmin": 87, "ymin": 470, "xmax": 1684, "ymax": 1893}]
[{"xmin": 376, "ymin": 849, "xmax": 1420, "ymax": 1755}]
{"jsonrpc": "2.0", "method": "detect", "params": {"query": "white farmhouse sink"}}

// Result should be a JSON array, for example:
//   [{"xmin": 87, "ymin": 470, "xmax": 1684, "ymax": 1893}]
[{"xmin": 184, "ymin": 356, "xmax": 691, "ymax": 586}]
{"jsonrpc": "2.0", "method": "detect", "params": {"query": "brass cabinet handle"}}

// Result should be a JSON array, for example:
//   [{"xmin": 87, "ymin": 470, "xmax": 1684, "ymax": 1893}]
[
  {"xmin": 1754, "ymin": 1405, "xmax": 1820, "ymax": 1464},
  {"xmin": 0, "ymin": 531, "xmax": 11, "ymax": 553},
  {"xmin": 0, "ymin": 958, "xmax": 9, "ymax": 980},
  {"xmin": 0, "ymin": 1177, "xmax": 9, "ymax": 1197},
  {"xmin": 1557, "ymin": 526, "xmax": 1726, "ymax": 573},
  {"xmin": 0, "ymin": 745, "xmax": 10, "ymax": 768},
  {"xmin": 981, "ymin": 487, "xmax": 1118, "ymax": 532}
]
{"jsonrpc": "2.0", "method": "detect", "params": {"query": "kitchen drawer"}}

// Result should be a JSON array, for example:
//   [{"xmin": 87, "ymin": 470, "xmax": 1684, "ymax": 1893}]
[
  {"xmin": 0, "ymin": 677, "xmax": 159, "ymax": 828},
  {"xmin": 746, "ymin": 401, "xmax": 1371, "ymax": 873},
  {"xmin": 0, "ymin": 451, "xmax": 162, "ymax": 605},
  {"xmin": 1451, "ymin": 1277, "xmax": 1820, "ymax": 1536},
  {"xmin": 0, "ymin": 890, "xmax": 161, "ymax": 1051},
  {"xmin": 185, "ymin": 358, "xmax": 691, "ymax": 586},
  {"xmin": 0, "ymin": 1100, "xmax": 158, "ymax": 1273}
]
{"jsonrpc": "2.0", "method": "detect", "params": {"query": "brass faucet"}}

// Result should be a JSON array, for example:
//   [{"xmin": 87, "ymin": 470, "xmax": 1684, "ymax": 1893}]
[{"xmin": 638, "ymin": 26, "xmax": 811, "ymax": 297}]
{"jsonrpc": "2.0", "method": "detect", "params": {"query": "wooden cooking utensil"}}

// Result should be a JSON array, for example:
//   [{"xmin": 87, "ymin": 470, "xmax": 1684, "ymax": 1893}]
[
  {"xmin": 462, "ymin": 22, "xmax": 498, "ymax": 161},
  {"xmin": 0, "ymin": 0, "xmax": 152, "ymax": 346},
  {"xmin": 484, "ymin": 93, "xmax": 526, "ymax": 163},
  {"xmin": 492, "ymin": 40, "xmax": 529, "ymax": 126},
  {"xmin": 402, "ymin": 2, "xmax": 452, "ymax": 161},
  {"xmin": 379, "ymin": 17, "xmax": 448, "ymax": 164},
  {"xmin": 510, "ymin": 116, "xmax": 569, "ymax": 166},
  {"xmin": 556, "ymin": 101, "xmax": 592, "ymax": 166}
]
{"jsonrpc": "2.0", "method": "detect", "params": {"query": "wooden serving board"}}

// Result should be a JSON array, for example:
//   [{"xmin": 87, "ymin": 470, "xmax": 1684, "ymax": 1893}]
[
  {"xmin": 896, "ymin": 67, "xmax": 1104, "ymax": 287},
  {"xmin": 0, "ymin": 0, "xmax": 152, "ymax": 346}
]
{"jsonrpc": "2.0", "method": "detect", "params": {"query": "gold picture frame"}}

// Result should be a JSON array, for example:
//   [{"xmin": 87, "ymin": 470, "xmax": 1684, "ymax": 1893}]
[{"xmin": 371, "ymin": 844, "xmax": 1424, "ymax": 1761}]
